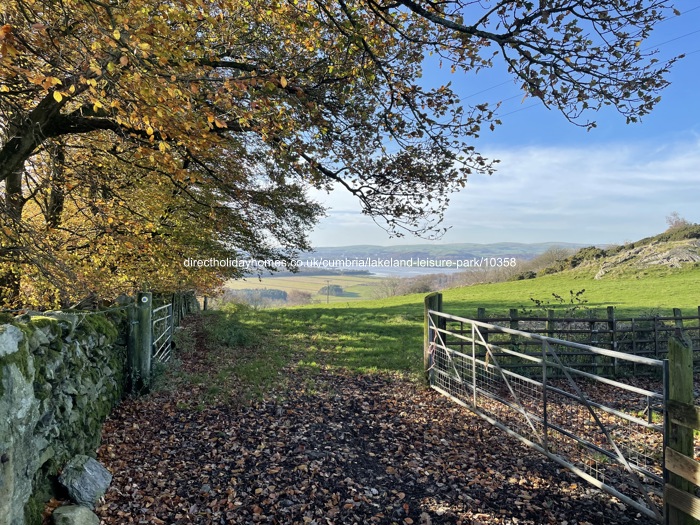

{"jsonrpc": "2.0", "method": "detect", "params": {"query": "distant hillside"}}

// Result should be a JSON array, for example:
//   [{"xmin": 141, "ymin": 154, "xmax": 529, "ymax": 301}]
[
  {"xmin": 535, "ymin": 225, "xmax": 700, "ymax": 279},
  {"xmin": 302, "ymin": 241, "xmax": 587, "ymax": 262}
]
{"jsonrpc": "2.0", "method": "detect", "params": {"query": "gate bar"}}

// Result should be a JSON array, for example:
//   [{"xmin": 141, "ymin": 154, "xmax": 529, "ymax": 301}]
[{"xmin": 430, "ymin": 311, "xmax": 664, "ymax": 366}]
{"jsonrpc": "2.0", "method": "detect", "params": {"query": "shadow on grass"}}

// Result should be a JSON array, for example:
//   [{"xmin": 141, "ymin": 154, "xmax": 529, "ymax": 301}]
[
  {"xmin": 236, "ymin": 304, "xmax": 425, "ymax": 378},
  {"xmin": 201, "ymin": 285, "xmax": 699, "ymax": 394}
]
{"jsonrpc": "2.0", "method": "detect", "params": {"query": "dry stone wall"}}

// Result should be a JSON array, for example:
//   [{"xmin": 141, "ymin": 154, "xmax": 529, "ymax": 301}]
[{"xmin": 0, "ymin": 311, "xmax": 126, "ymax": 525}]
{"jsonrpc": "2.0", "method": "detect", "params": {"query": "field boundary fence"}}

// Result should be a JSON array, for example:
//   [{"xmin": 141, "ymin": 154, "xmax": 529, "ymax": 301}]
[
  {"xmin": 152, "ymin": 303, "xmax": 175, "ymax": 363},
  {"xmin": 127, "ymin": 291, "xmax": 197, "ymax": 392},
  {"xmin": 471, "ymin": 306, "xmax": 700, "ymax": 373},
  {"xmin": 424, "ymin": 293, "xmax": 700, "ymax": 524}
]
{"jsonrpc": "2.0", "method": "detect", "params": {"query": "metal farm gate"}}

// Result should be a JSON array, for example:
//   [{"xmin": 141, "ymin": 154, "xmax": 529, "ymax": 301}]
[
  {"xmin": 425, "ymin": 300, "xmax": 668, "ymax": 521},
  {"xmin": 127, "ymin": 291, "xmax": 194, "ymax": 392},
  {"xmin": 152, "ymin": 302, "xmax": 175, "ymax": 363}
]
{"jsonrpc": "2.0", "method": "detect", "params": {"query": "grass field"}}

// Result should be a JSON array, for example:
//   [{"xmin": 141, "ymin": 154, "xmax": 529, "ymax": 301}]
[
  {"xmin": 199, "ymin": 264, "xmax": 700, "ymax": 398},
  {"xmin": 437, "ymin": 264, "xmax": 700, "ymax": 318},
  {"xmin": 224, "ymin": 273, "xmax": 381, "ymax": 302},
  {"xmin": 280, "ymin": 263, "xmax": 700, "ymax": 317}
]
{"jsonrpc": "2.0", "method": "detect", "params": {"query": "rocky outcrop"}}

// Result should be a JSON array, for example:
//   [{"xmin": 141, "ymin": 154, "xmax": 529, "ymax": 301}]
[{"xmin": 594, "ymin": 239, "xmax": 700, "ymax": 279}]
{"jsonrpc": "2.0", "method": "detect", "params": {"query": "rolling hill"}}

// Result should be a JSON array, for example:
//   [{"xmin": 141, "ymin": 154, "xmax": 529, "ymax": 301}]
[{"xmin": 300, "ymin": 241, "xmax": 587, "ymax": 263}]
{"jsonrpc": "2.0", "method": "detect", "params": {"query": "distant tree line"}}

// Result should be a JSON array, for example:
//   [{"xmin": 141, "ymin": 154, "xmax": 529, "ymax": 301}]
[
  {"xmin": 318, "ymin": 285, "xmax": 344, "ymax": 297},
  {"xmin": 370, "ymin": 247, "xmax": 576, "ymax": 299},
  {"xmin": 209, "ymin": 287, "xmax": 316, "ymax": 309}
]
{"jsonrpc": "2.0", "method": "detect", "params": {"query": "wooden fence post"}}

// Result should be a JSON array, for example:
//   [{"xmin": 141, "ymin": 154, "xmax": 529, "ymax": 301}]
[
  {"xmin": 126, "ymin": 304, "xmax": 138, "ymax": 394},
  {"xmin": 509, "ymin": 308, "xmax": 519, "ymax": 348},
  {"xmin": 697, "ymin": 306, "xmax": 700, "ymax": 356},
  {"xmin": 477, "ymin": 308, "xmax": 488, "ymax": 344},
  {"xmin": 508, "ymin": 308, "xmax": 518, "ymax": 330},
  {"xmin": 546, "ymin": 309, "xmax": 555, "ymax": 339},
  {"xmin": 665, "ymin": 330, "xmax": 695, "ymax": 525},
  {"xmin": 136, "ymin": 292, "xmax": 153, "ymax": 393},
  {"xmin": 424, "ymin": 292, "xmax": 443, "ymax": 381},
  {"xmin": 171, "ymin": 293, "xmax": 179, "ymax": 327},
  {"xmin": 607, "ymin": 306, "xmax": 617, "ymax": 348},
  {"xmin": 608, "ymin": 306, "xmax": 618, "ymax": 376},
  {"xmin": 674, "ymin": 308, "xmax": 684, "ymax": 330},
  {"xmin": 655, "ymin": 315, "xmax": 662, "ymax": 358}
]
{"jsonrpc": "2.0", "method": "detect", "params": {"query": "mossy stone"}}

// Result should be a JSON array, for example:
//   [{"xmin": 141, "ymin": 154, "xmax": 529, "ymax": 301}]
[{"xmin": 0, "ymin": 325, "xmax": 32, "ymax": 398}]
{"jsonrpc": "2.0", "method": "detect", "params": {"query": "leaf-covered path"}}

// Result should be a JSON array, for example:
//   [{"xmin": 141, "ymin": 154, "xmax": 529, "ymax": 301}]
[{"xmin": 96, "ymin": 365, "xmax": 655, "ymax": 525}]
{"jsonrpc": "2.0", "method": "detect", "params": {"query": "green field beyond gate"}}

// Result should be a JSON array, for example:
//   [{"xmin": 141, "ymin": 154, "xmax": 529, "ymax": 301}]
[{"xmin": 201, "ymin": 266, "xmax": 700, "ymax": 400}]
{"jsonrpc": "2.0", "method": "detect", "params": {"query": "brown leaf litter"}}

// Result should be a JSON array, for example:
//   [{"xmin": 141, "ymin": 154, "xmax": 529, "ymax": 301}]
[{"xmin": 94, "ymin": 364, "xmax": 654, "ymax": 524}]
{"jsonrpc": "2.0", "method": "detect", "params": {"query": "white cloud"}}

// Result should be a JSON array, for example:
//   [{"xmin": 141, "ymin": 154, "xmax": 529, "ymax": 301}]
[{"xmin": 307, "ymin": 139, "xmax": 700, "ymax": 246}]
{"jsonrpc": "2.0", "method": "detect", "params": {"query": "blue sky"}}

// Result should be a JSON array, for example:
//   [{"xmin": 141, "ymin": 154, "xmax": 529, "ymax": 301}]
[{"xmin": 309, "ymin": 2, "xmax": 700, "ymax": 247}]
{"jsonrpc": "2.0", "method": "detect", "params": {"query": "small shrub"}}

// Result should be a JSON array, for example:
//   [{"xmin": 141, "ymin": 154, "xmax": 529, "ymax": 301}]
[
  {"xmin": 521, "ymin": 289, "xmax": 589, "ymax": 317},
  {"xmin": 666, "ymin": 211, "xmax": 691, "ymax": 231},
  {"xmin": 511, "ymin": 270, "xmax": 537, "ymax": 280},
  {"xmin": 568, "ymin": 247, "xmax": 606, "ymax": 268}
]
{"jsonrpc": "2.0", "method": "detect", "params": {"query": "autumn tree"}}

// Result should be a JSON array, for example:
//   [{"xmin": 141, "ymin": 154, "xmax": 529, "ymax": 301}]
[
  {"xmin": 287, "ymin": 289, "xmax": 313, "ymax": 306},
  {"xmin": 0, "ymin": 0, "xmax": 680, "ymax": 307}
]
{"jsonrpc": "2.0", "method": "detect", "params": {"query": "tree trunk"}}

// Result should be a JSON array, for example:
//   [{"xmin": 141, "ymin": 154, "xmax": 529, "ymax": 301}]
[
  {"xmin": 46, "ymin": 143, "xmax": 66, "ymax": 230},
  {"xmin": 0, "ymin": 92, "xmax": 65, "ymax": 185},
  {"xmin": 0, "ymin": 169, "xmax": 25, "ymax": 306},
  {"xmin": 0, "ymin": 93, "xmax": 66, "ymax": 305}
]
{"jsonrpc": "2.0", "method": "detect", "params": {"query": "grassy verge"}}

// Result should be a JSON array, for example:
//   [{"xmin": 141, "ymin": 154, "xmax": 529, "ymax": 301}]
[
  {"xmin": 159, "ymin": 307, "xmax": 297, "ymax": 407},
  {"xmin": 161, "ymin": 303, "xmax": 424, "ymax": 407}
]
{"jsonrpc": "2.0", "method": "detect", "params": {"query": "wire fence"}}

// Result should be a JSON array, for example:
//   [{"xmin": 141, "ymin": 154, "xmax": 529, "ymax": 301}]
[
  {"xmin": 152, "ymin": 303, "xmax": 174, "ymax": 363},
  {"xmin": 469, "ymin": 306, "xmax": 700, "ymax": 373},
  {"xmin": 2, "ymin": 292, "xmax": 198, "ymax": 392}
]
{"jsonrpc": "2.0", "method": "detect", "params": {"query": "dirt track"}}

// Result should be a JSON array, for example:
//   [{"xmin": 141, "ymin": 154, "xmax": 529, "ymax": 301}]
[{"xmin": 95, "ymin": 363, "xmax": 654, "ymax": 525}]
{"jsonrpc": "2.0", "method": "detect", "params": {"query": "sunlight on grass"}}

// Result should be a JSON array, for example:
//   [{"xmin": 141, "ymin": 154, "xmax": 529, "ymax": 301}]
[{"xmin": 194, "ymin": 265, "xmax": 700, "ymax": 402}]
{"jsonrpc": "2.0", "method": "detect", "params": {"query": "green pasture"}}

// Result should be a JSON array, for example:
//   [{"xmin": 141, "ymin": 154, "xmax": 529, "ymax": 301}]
[
  {"xmin": 442, "ymin": 264, "xmax": 700, "ymax": 318},
  {"xmin": 195, "ymin": 264, "xmax": 700, "ymax": 400},
  {"xmin": 284, "ymin": 263, "xmax": 700, "ymax": 318}
]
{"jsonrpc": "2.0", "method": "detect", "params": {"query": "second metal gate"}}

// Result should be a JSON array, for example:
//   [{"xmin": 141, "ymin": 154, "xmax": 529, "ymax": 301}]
[
  {"xmin": 426, "ymin": 307, "xmax": 666, "ymax": 521},
  {"xmin": 152, "ymin": 303, "xmax": 174, "ymax": 363}
]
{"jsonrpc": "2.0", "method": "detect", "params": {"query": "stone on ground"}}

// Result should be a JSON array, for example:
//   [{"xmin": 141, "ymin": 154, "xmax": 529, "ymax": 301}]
[
  {"xmin": 52, "ymin": 505, "xmax": 100, "ymax": 525},
  {"xmin": 58, "ymin": 455, "xmax": 112, "ymax": 509}
]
